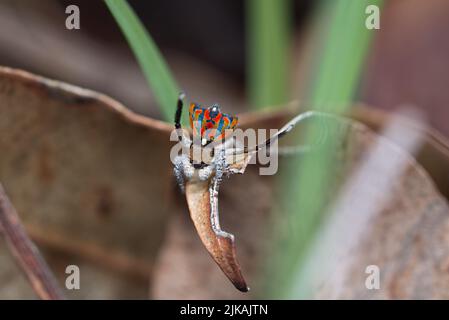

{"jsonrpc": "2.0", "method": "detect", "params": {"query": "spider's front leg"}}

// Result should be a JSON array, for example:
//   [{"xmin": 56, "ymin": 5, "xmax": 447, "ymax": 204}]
[
  {"xmin": 212, "ymin": 147, "xmax": 227, "ymax": 193},
  {"xmin": 173, "ymin": 154, "xmax": 194, "ymax": 193},
  {"xmin": 173, "ymin": 92, "xmax": 195, "ymax": 193}
]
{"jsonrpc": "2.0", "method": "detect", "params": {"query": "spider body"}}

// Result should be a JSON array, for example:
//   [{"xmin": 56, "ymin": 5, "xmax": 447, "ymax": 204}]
[
  {"xmin": 172, "ymin": 92, "xmax": 323, "ymax": 292},
  {"xmin": 173, "ymin": 94, "xmax": 240, "ymax": 193},
  {"xmin": 173, "ymin": 93, "xmax": 318, "ymax": 191},
  {"xmin": 190, "ymin": 102, "xmax": 238, "ymax": 145}
]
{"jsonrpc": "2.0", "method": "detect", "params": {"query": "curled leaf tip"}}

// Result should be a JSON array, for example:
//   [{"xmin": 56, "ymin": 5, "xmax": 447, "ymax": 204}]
[{"xmin": 185, "ymin": 180, "xmax": 248, "ymax": 292}]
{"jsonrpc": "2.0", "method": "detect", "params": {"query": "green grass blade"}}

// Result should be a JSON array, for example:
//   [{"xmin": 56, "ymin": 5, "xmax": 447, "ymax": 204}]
[
  {"xmin": 247, "ymin": 0, "xmax": 291, "ymax": 109},
  {"xmin": 105, "ymin": 0, "xmax": 179, "ymax": 121},
  {"xmin": 267, "ymin": 0, "xmax": 383, "ymax": 299},
  {"xmin": 309, "ymin": 0, "xmax": 381, "ymax": 110}
]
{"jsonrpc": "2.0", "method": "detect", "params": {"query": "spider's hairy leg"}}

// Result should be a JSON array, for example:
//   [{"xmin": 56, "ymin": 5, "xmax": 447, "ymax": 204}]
[
  {"xmin": 173, "ymin": 154, "xmax": 194, "ymax": 193},
  {"xmin": 175, "ymin": 92, "xmax": 190, "ymax": 145},
  {"xmin": 212, "ymin": 147, "xmax": 228, "ymax": 194},
  {"xmin": 198, "ymin": 165, "xmax": 213, "ymax": 181},
  {"xmin": 227, "ymin": 110, "xmax": 329, "ymax": 156},
  {"xmin": 196, "ymin": 146, "xmax": 228, "ymax": 190},
  {"xmin": 215, "ymin": 147, "xmax": 227, "ymax": 180},
  {"xmin": 173, "ymin": 158, "xmax": 185, "ymax": 193},
  {"xmin": 175, "ymin": 92, "xmax": 185, "ymax": 130}
]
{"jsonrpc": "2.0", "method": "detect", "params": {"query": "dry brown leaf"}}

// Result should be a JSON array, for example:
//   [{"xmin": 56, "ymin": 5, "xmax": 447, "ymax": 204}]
[
  {"xmin": 0, "ymin": 67, "xmax": 175, "ymax": 298},
  {"xmin": 1, "ymin": 67, "xmax": 449, "ymax": 299},
  {"xmin": 152, "ymin": 109, "xmax": 449, "ymax": 299}
]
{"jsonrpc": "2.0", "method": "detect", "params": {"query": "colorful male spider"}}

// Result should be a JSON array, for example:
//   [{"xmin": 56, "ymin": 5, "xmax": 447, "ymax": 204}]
[
  {"xmin": 173, "ymin": 93, "xmax": 317, "ymax": 191},
  {"xmin": 172, "ymin": 93, "xmax": 321, "ymax": 292},
  {"xmin": 173, "ymin": 93, "xmax": 239, "ymax": 193}
]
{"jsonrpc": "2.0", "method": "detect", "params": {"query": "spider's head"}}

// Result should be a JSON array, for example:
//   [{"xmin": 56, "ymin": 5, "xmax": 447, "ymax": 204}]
[
  {"xmin": 208, "ymin": 104, "xmax": 220, "ymax": 119},
  {"xmin": 189, "ymin": 102, "xmax": 238, "ymax": 146}
]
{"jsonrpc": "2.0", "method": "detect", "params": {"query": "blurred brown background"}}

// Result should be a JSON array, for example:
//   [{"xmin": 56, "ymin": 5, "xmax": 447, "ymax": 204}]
[
  {"xmin": 1, "ymin": 0, "xmax": 449, "ymax": 299},
  {"xmin": 1, "ymin": 0, "xmax": 448, "ymax": 137}
]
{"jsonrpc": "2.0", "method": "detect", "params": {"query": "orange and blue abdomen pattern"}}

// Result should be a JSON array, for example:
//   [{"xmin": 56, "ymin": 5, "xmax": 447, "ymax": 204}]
[{"xmin": 189, "ymin": 103, "xmax": 238, "ymax": 143}]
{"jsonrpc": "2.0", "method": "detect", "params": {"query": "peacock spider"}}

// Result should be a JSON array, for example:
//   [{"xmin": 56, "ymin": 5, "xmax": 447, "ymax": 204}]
[{"xmin": 172, "ymin": 92, "xmax": 324, "ymax": 292}]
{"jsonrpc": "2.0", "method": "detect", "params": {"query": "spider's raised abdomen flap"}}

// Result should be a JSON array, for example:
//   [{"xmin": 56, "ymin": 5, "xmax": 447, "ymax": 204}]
[{"xmin": 189, "ymin": 103, "xmax": 238, "ymax": 144}]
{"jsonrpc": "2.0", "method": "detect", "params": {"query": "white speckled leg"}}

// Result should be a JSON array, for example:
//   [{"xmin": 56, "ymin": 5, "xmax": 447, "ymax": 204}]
[
  {"xmin": 173, "ymin": 154, "xmax": 194, "ymax": 193},
  {"xmin": 215, "ymin": 148, "xmax": 225, "ymax": 181},
  {"xmin": 197, "ymin": 165, "xmax": 213, "ymax": 181},
  {"xmin": 211, "ymin": 147, "xmax": 228, "ymax": 194}
]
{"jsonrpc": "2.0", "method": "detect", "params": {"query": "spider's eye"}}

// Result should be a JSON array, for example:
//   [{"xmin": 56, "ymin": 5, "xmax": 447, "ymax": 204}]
[{"xmin": 209, "ymin": 104, "xmax": 221, "ymax": 118}]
